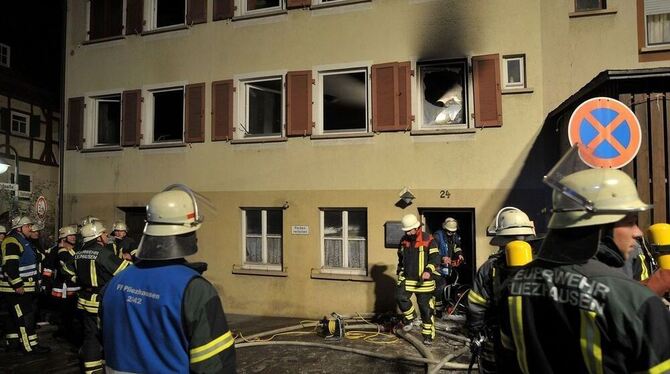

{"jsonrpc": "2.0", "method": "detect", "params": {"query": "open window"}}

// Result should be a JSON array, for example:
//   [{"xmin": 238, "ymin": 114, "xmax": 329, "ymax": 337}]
[
  {"xmin": 236, "ymin": 76, "xmax": 284, "ymax": 139},
  {"xmin": 146, "ymin": 86, "xmax": 185, "ymax": 144},
  {"xmin": 240, "ymin": 0, "xmax": 284, "ymax": 16},
  {"xmin": 417, "ymin": 59, "xmax": 468, "ymax": 129},
  {"xmin": 151, "ymin": 0, "xmax": 187, "ymax": 29},
  {"xmin": 92, "ymin": 94, "xmax": 121, "ymax": 147},
  {"xmin": 316, "ymin": 68, "xmax": 369, "ymax": 134}
]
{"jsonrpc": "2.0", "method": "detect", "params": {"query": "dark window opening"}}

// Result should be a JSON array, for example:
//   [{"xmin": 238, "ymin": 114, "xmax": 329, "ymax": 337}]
[
  {"xmin": 575, "ymin": 0, "xmax": 605, "ymax": 12},
  {"xmin": 247, "ymin": 79, "xmax": 282, "ymax": 136},
  {"xmin": 323, "ymin": 71, "xmax": 367, "ymax": 132},
  {"xmin": 96, "ymin": 95, "xmax": 121, "ymax": 146},
  {"xmin": 247, "ymin": 0, "xmax": 280, "ymax": 11},
  {"xmin": 153, "ymin": 89, "xmax": 184, "ymax": 142},
  {"xmin": 10, "ymin": 173, "xmax": 31, "ymax": 193},
  {"xmin": 156, "ymin": 0, "xmax": 185, "ymax": 28},
  {"xmin": 420, "ymin": 60, "xmax": 467, "ymax": 126},
  {"xmin": 89, "ymin": 0, "xmax": 123, "ymax": 39}
]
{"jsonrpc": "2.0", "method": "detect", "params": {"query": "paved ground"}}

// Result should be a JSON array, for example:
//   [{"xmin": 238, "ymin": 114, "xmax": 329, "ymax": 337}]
[{"xmin": 0, "ymin": 313, "xmax": 472, "ymax": 373}]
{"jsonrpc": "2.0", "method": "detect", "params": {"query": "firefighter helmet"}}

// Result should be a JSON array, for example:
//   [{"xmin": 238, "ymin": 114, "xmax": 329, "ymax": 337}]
[
  {"xmin": 401, "ymin": 214, "xmax": 421, "ymax": 232},
  {"xmin": 30, "ymin": 223, "xmax": 44, "ymax": 232},
  {"xmin": 58, "ymin": 225, "xmax": 78, "ymax": 239},
  {"xmin": 489, "ymin": 207, "xmax": 535, "ymax": 237},
  {"xmin": 80, "ymin": 215, "xmax": 100, "ymax": 227},
  {"xmin": 11, "ymin": 216, "xmax": 33, "ymax": 230},
  {"xmin": 112, "ymin": 221, "xmax": 128, "ymax": 232},
  {"xmin": 81, "ymin": 221, "xmax": 107, "ymax": 243},
  {"xmin": 443, "ymin": 217, "xmax": 458, "ymax": 232},
  {"xmin": 548, "ymin": 168, "xmax": 651, "ymax": 229},
  {"xmin": 0, "ymin": 225, "xmax": 6, "ymax": 234}
]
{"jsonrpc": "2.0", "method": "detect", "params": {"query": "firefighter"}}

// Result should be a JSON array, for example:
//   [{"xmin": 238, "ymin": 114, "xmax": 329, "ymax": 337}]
[
  {"xmin": 51, "ymin": 225, "xmax": 81, "ymax": 344},
  {"xmin": 396, "ymin": 213, "xmax": 440, "ymax": 346},
  {"xmin": 0, "ymin": 216, "xmax": 50, "ymax": 353},
  {"xmin": 110, "ymin": 220, "xmax": 137, "ymax": 261},
  {"xmin": 0, "ymin": 225, "xmax": 6, "ymax": 241},
  {"xmin": 102, "ymin": 184, "xmax": 236, "ymax": 373},
  {"xmin": 467, "ymin": 207, "xmax": 535, "ymax": 373},
  {"xmin": 74, "ymin": 221, "xmax": 131, "ymax": 373},
  {"xmin": 432, "ymin": 217, "xmax": 465, "ymax": 317},
  {"xmin": 496, "ymin": 168, "xmax": 670, "ymax": 373}
]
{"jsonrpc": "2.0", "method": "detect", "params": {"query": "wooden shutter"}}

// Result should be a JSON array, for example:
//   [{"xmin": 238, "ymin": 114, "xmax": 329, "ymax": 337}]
[
  {"xmin": 398, "ymin": 62, "xmax": 412, "ymax": 129},
  {"xmin": 187, "ymin": 0, "xmax": 207, "ymax": 24},
  {"xmin": 211, "ymin": 80, "xmax": 234, "ymax": 141},
  {"xmin": 122, "ymin": 90, "xmax": 142, "ymax": 146},
  {"xmin": 472, "ymin": 54, "xmax": 502, "ymax": 128},
  {"xmin": 67, "ymin": 97, "xmax": 84, "ymax": 150},
  {"xmin": 213, "ymin": 0, "xmax": 234, "ymax": 21},
  {"xmin": 126, "ymin": 0, "xmax": 144, "ymax": 35},
  {"xmin": 185, "ymin": 83, "xmax": 205, "ymax": 143},
  {"xmin": 287, "ymin": 0, "xmax": 311, "ymax": 9},
  {"xmin": 371, "ymin": 61, "xmax": 411, "ymax": 132},
  {"xmin": 286, "ymin": 70, "xmax": 312, "ymax": 137},
  {"xmin": 0, "ymin": 108, "xmax": 9, "ymax": 132},
  {"xmin": 30, "ymin": 115, "xmax": 41, "ymax": 138}
]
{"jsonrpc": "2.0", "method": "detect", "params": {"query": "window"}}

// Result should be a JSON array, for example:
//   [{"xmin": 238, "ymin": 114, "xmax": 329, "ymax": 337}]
[
  {"xmin": 10, "ymin": 112, "xmax": 29, "ymax": 136},
  {"xmin": 237, "ymin": 76, "xmax": 284, "ymax": 138},
  {"xmin": 240, "ymin": 0, "xmax": 283, "ymax": 15},
  {"xmin": 645, "ymin": 0, "xmax": 670, "ymax": 46},
  {"xmin": 502, "ymin": 55, "xmax": 526, "ymax": 89},
  {"xmin": 10, "ymin": 173, "xmax": 31, "ymax": 199},
  {"xmin": 93, "ymin": 94, "xmax": 121, "ymax": 146},
  {"xmin": 574, "ymin": 0, "xmax": 606, "ymax": 12},
  {"xmin": 149, "ymin": 87, "xmax": 184, "ymax": 143},
  {"xmin": 321, "ymin": 209, "xmax": 367, "ymax": 274},
  {"xmin": 88, "ymin": 0, "xmax": 124, "ymax": 40},
  {"xmin": 0, "ymin": 43, "xmax": 9, "ymax": 67},
  {"xmin": 152, "ymin": 0, "xmax": 186, "ymax": 29},
  {"xmin": 318, "ymin": 68, "xmax": 369, "ymax": 134},
  {"xmin": 242, "ymin": 209, "xmax": 283, "ymax": 270},
  {"xmin": 417, "ymin": 59, "xmax": 467, "ymax": 128}
]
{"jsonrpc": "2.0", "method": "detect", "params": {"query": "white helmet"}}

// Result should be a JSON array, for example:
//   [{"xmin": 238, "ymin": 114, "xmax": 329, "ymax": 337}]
[
  {"xmin": 80, "ymin": 215, "xmax": 100, "ymax": 227},
  {"xmin": 401, "ymin": 214, "xmax": 421, "ymax": 232},
  {"xmin": 0, "ymin": 225, "xmax": 6, "ymax": 234},
  {"xmin": 488, "ymin": 207, "xmax": 535, "ymax": 237},
  {"xmin": 11, "ymin": 216, "xmax": 33, "ymax": 230},
  {"xmin": 443, "ymin": 217, "xmax": 458, "ymax": 232},
  {"xmin": 112, "ymin": 221, "xmax": 128, "ymax": 232},
  {"xmin": 81, "ymin": 221, "xmax": 107, "ymax": 243},
  {"xmin": 58, "ymin": 225, "xmax": 78, "ymax": 239},
  {"xmin": 30, "ymin": 223, "xmax": 44, "ymax": 232},
  {"xmin": 548, "ymin": 168, "xmax": 651, "ymax": 229}
]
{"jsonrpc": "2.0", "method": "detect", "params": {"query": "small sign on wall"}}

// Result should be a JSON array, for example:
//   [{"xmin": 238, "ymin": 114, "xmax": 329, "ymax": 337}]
[
  {"xmin": 291, "ymin": 225, "xmax": 309, "ymax": 235},
  {"xmin": 384, "ymin": 221, "xmax": 405, "ymax": 248}
]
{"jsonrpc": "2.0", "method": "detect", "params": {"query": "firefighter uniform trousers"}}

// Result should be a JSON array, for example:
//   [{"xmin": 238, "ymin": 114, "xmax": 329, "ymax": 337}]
[
  {"xmin": 396, "ymin": 281, "xmax": 436, "ymax": 339},
  {"xmin": 79, "ymin": 292, "xmax": 103, "ymax": 374},
  {"xmin": 5, "ymin": 292, "xmax": 38, "ymax": 351}
]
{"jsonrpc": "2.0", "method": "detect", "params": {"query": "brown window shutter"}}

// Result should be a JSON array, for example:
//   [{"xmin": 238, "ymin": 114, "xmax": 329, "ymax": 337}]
[
  {"xmin": 30, "ymin": 115, "xmax": 41, "ymax": 138},
  {"xmin": 398, "ymin": 61, "xmax": 412, "ymax": 130},
  {"xmin": 213, "ymin": 0, "xmax": 234, "ymax": 21},
  {"xmin": 185, "ymin": 83, "xmax": 205, "ymax": 143},
  {"xmin": 67, "ymin": 97, "xmax": 84, "ymax": 150},
  {"xmin": 286, "ymin": 70, "xmax": 312, "ymax": 137},
  {"xmin": 126, "ymin": 0, "xmax": 144, "ymax": 35},
  {"xmin": 287, "ymin": 0, "xmax": 311, "ymax": 9},
  {"xmin": 89, "ymin": 0, "xmax": 105, "ymax": 39},
  {"xmin": 187, "ymin": 0, "xmax": 207, "ymax": 24},
  {"xmin": 372, "ymin": 62, "xmax": 399, "ymax": 132},
  {"xmin": 211, "ymin": 80, "xmax": 234, "ymax": 141},
  {"xmin": 472, "ymin": 54, "xmax": 502, "ymax": 128},
  {"xmin": 122, "ymin": 90, "xmax": 142, "ymax": 146}
]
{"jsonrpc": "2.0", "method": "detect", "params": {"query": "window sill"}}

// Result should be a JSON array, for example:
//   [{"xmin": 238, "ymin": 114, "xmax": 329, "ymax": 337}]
[
  {"xmin": 640, "ymin": 45, "xmax": 670, "ymax": 54},
  {"xmin": 568, "ymin": 8, "xmax": 617, "ymax": 18},
  {"xmin": 230, "ymin": 137, "xmax": 287, "ymax": 145},
  {"xmin": 501, "ymin": 87, "xmax": 534, "ymax": 95},
  {"xmin": 82, "ymin": 35, "xmax": 125, "ymax": 45},
  {"xmin": 410, "ymin": 128, "xmax": 476, "ymax": 136},
  {"xmin": 232, "ymin": 266, "xmax": 287, "ymax": 277},
  {"xmin": 310, "ymin": 0, "xmax": 371, "ymax": 10},
  {"xmin": 310, "ymin": 269, "xmax": 372, "ymax": 282},
  {"xmin": 233, "ymin": 9, "xmax": 287, "ymax": 21},
  {"xmin": 80, "ymin": 146, "xmax": 123, "ymax": 153},
  {"xmin": 141, "ymin": 24, "xmax": 189, "ymax": 36},
  {"xmin": 138, "ymin": 143, "xmax": 187, "ymax": 150},
  {"xmin": 310, "ymin": 132, "xmax": 374, "ymax": 140}
]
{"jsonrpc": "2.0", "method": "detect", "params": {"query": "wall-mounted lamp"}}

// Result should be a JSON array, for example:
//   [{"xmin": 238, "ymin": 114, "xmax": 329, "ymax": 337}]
[
  {"xmin": 398, "ymin": 187, "xmax": 415, "ymax": 205},
  {"xmin": 282, "ymin": 201, "xmax": 290, "ymax": 209}
]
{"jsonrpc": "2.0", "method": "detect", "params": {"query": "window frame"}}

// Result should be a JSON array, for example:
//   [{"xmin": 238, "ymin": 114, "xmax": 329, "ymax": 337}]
[
  {"xmin": 10, "ymin": 171, "xmax": 32, "ymax": 199},
  {"xmin": 86, "ymin": 0, "xmax": 127, "ymax": 41},
  {"xmin": 149, "ymin": 0, "xmax": 187, "ymax": 30},
  {"xmin": 143, "ymin": 82, "xmax": 187, "ymax": 145},
  {"xmin": 643, "ymin": 0, "xmax": 670, "ymax": 47},
  {"xmin": 237, "ymin": 0, "xmax": 285, "ymax": 17},
  {"xmin": 0, "ymin": 43, "xmax": 9, "ymax": 68},
  {"xmin": 241, "ymin": 208, "xmax": 284, "ymax": 271},
  {"xmin": 89, "ymin": 93, "xmax": 122, "ymax": 148},
  {"xmin": 10, "ymin": 111, "xmax": 30, "ymax": 136},
  {"xmin": 501, "ymin": 54, "xmax": 526, "ymax": 90},
  {"xmin": 314, "ymin": 62, "xmax": 372, "ymax": 135},
  {"xmin": 319, "ymin": 208, "xmax": 367, "ymax": 275},
  {"xmin": 234, "ymin": 72, "xmax": 286, "ymax": 140},
  {"xmin": 415, "ymin": 58, "xmax": 470, "ymax": 130},
  {"xmin": 574, "ymin": 0, "xmax": 606, "ymax": 12}
]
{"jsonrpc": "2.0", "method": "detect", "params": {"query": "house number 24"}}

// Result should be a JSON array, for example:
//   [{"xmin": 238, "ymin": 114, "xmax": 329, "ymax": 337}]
[{"xmin": 439, "ymin": 190, "xmax": 451, "ymax": 199}]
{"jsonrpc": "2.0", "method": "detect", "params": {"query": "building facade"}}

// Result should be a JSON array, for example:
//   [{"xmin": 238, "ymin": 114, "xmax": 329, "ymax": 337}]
[{"xmin": 63, "ymin": 0, "xmax": 670, "ymax": 317}]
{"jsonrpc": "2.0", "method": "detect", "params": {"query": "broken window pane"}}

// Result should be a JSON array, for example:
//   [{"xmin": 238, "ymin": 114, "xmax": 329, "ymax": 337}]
[
  {"xmin": 247, "ymin": 79, "xmax": 282, "ymax": 136},
  {"xmin": 420, "ymin": 61, "xmax": 466, "ymax": 126},
  {"xmin": 156, "ymin": 0, "xmax": 185, "ymax": 28},
  {"xmin": 323, "ymin": 71, "xmax": 367, "ymax": 132},
  {"xmin": 96, "ymin": 95, "xmax": 121, "ymax": 146},
  {"xmin": 153, "ymin": 88, "xmax": 184, "ymax": 143}
]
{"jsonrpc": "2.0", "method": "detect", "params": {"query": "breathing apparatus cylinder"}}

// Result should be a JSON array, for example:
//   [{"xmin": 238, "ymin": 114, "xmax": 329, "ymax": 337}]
[
  {"xmin": 648, "ymin": 223, "xmax": 670, "ymax": 270},
  {"xmin": 505, "ymin": 240, "xmax": 533, "ymax": 267}
]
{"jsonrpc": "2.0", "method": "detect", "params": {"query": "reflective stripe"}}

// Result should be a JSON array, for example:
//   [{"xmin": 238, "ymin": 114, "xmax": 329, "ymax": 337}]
[
  {"xmin": 18, "ymin": 264, "xmax": 36, "ymax": 271},
  {"xmin": 84, "ymin": 360, "xmax": 104, "ymax": 368},
  {"xmin": 60, "ymin": 261, "xmax": 76, "ymax": 275},
  {"xmin": 418, "ymin": 246, "xmax": 424, "ymax": 276},
  {"xmin": 403, "ymin": 305, "xmax": 415, "ymax": 318},
  {"xmin": 14, "ymin": 304, "xmax": 22, "ymax": 318},
  {"xmin": 426, "ymin": 264, "xmax": 436, "ymax": 272},
  {"xmin": 19, "ymin": 326, "xmax": 31, "ymax": 352},
  {"xmin": 6, "ymin": 333, "xmax": 19, "ymax": 339},
  {"xmin": 429, "ymin": 248, "xmax": 439, "ymax": 254},
  {"xmin": 90, "ymin": 261, "xmax": 98, "ymax": 287},
  {"xmin": 508, "ymin": 296, "xmax": 529, "ymax": 374},
  {"xmin": 3, "ymin": 255, "xmax": 19, "ymax": 261},
  {"xmin": 468, "ymin": 290, "xmax": 489, "ymax": 306},
  {"xmin": 113, "ymin": 260, "xmax": 131, "ymax": 275},
  {"xmin": 19, "ymin": 270, "xmax": 37, "ymax": 277},
  {"xmin": 9, "ymin": 277, "xmax": 23, "ymax": 285},
  {"xmin": 639, "ymin": 253, "xmax": 649, "ymax": 281},
  {"xmin": 649, "ymin": 358, "xmax": 670, "ymax": 374},
  {"xmin": 190, "ymin": 331, "xmax": 234, "ymax": 364},
  {"xmin": 580, "ymin": 310, "xmax": 603, "ymax": 374}
]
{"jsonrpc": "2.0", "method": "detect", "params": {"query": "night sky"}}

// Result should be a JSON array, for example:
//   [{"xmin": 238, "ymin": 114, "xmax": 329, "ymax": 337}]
[{"xmin": 0, "ymin": 0, "xmax": 65, "ymax": 99}]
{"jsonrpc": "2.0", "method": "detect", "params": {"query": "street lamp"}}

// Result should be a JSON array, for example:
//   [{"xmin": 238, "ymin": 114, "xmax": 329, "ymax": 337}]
[{"xmin": 0, "ymin": 144, "xmax": 19, "ymax": 179}]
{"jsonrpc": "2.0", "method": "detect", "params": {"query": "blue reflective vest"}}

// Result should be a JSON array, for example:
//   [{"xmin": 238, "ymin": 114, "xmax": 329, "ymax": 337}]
[
  {"xmin": 15, "ymin": 233, "xmax": 38, "ymax": 275},
  {"xmin": 103, "ymin": 264, "xmax": 199, "ymax": 373}
]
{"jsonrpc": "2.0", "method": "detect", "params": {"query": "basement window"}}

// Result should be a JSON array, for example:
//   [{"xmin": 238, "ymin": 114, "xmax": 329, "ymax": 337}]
[
  {"xmin": 93, "ymin": 94, "xmax": 121, "ymax": 146},
  {"xmin": 153, "ymin": 0, "xmax": 186, "ymax": 29},
  {"xmin": 320, "ymin": 209, "xmax": 367, "ymax": 275},
  {"xmin": 417, "ymin": 59, "xmax": 468, "ymax": 129},
  {"xmin": 149, "ymin": 87, "xmax": 184, "ymax": 143},
  {"xmin": 317, "ymin": 69, "xmax": 369, "ymax": 134},
  {"xmin": 10, "ymin": 112, "xmax": 29, "ymax": 136},
  {"xmin": 242, "ymin": 209, "xmax": 283, "ymax": 271},
  {"xmin": 237, "ymin": 76, "xmax": 284, "ymax": 138}
]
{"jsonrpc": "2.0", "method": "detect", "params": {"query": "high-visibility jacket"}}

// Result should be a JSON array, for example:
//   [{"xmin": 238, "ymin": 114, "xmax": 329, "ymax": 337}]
[
  {"xmin": 397, "ymin": 229, "xmax": 440, "ymax": 293},
  {"xmin": 0, "ymin": 232, "xmax": 40, "ymax": 293},
  {"xmin": 497, "ymin": 259, "xmax": 670, "ymax": 373},
  {"xmin": 102, "ymin": 261, "xmax": 236, "ymax": 373},
  {"xmin": 51, "ymin": 246, "xmax": 80, "ymax": 299},
  {"xmin": 74, "ymin": 240, "xmax": 130, "ymax": 314}
]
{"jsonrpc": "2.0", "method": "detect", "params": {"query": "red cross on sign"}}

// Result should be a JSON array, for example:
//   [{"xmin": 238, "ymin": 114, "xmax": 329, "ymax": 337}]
[{"xmin": 568, "ymin": 97, "xmax": 641, "ymax": 169}]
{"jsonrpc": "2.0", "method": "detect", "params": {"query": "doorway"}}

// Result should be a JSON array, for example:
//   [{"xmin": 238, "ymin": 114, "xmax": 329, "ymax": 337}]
[
  {"xmin": 419, "ymin": 208, "xmax": 475, "ymax": 287},
  {"xmin": 117, "ymin": 207, "xmax": 145, "ymax": 244}
]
